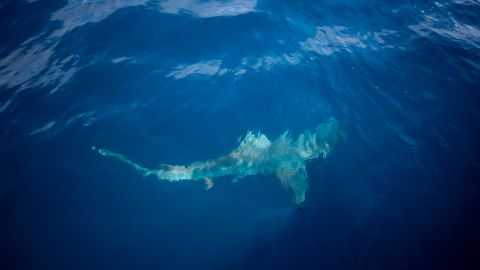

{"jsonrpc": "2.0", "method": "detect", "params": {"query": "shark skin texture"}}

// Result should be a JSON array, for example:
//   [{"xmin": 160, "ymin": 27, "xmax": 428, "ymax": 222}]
[{"xmin": 93, "ymin": 118, "xmax": 345, "ymax": 205}]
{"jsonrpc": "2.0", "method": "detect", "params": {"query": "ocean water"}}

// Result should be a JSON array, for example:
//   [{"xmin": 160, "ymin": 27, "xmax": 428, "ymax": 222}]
[{"xmin": 1, "ymin": 0, "xmax": 480, "ymax": 269}]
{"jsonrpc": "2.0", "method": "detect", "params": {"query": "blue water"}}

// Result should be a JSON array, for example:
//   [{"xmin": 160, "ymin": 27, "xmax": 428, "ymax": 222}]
[{"xmin": 1, "ymin": 0, "xmax": 480, "ymax": 269}]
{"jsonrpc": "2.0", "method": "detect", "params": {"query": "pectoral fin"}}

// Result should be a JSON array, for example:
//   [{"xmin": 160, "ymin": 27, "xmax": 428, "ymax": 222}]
[
  {"xmin": 204, "ymin": 177, "xmax": 214, "ymax": 190},
  {"xmin": 276, "ymin": 163, "xmax": 308, "ymax": 206}
]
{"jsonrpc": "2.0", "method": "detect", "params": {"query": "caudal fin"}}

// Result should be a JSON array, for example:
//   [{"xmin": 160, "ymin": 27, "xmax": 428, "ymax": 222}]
[{"xmin": 91, "ymin": 146, "xmax": 153, "ymax": 177}]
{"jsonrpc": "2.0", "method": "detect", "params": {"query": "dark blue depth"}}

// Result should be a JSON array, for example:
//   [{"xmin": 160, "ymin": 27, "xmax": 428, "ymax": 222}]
[{"xmin": 1, "ymin": 1, "xmax": 479, "ymax": 269}]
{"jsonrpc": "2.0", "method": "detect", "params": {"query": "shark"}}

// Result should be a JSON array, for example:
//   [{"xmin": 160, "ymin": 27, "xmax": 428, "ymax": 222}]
[{"xmin": 92, "ymin": 117, "xmax": 345, "ymax": 205}]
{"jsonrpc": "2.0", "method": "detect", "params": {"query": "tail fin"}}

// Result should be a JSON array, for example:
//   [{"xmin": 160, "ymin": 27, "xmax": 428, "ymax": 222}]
[{"xmin": 91, "ymin": 146, "xmax": 153, "ymax": 177}]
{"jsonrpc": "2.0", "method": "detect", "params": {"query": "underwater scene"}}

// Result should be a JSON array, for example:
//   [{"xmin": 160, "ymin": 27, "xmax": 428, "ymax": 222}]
[{"xmin": 1, "ymin": 0, "xmax": 479, "ymax": 269}]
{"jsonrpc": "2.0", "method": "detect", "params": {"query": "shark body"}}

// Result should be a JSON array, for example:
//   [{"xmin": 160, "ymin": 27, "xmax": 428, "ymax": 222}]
[{"xmin": 93, "ymin": 118, "xmax": 344, "ymax": 205}]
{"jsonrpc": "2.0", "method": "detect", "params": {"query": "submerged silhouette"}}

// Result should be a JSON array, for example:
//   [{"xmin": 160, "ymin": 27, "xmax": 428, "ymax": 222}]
[{"xmin": 93, "ymin": 118, "xmax": 344, "ymax": 205}]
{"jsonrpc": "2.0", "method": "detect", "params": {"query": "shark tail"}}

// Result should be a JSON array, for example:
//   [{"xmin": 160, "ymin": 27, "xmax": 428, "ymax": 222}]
[{"xmin": 91, "ymin": 146, "xmax": 154, "ymax": 177}]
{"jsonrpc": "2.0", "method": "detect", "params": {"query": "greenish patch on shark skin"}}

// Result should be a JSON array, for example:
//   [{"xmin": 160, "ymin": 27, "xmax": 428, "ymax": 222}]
[{"xmin": 93, "ymin": 117, "xmax": 345, "ymax": 205}]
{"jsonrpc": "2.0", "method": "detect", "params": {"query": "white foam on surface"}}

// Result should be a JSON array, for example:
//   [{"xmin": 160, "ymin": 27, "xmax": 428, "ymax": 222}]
[
  {"xmin": 167, "ymin": 60, "xmax": 222, "ymax": 79},
  {"xmin": 159, "ymin": 0, "xmax": 257, "ymax": 18},
  {"xmin": 300, "ymin": 26, "xmax": 397, "ymax": 56}
]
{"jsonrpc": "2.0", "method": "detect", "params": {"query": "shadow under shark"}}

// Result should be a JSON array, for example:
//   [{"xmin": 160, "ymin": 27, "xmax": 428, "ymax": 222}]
[{"xmin": 93, "ymin": 118, "xmax": 345, "ymax": 205}]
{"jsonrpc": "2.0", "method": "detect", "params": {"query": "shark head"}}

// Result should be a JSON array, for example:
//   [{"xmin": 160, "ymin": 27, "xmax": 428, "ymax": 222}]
[
  {"xmin": 294, "ymin": 117, "xmax": 345, "ymax": 161},
  {"xmin": 313, "ymin": 117, "xmax": 346, "ymax": 158}
]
